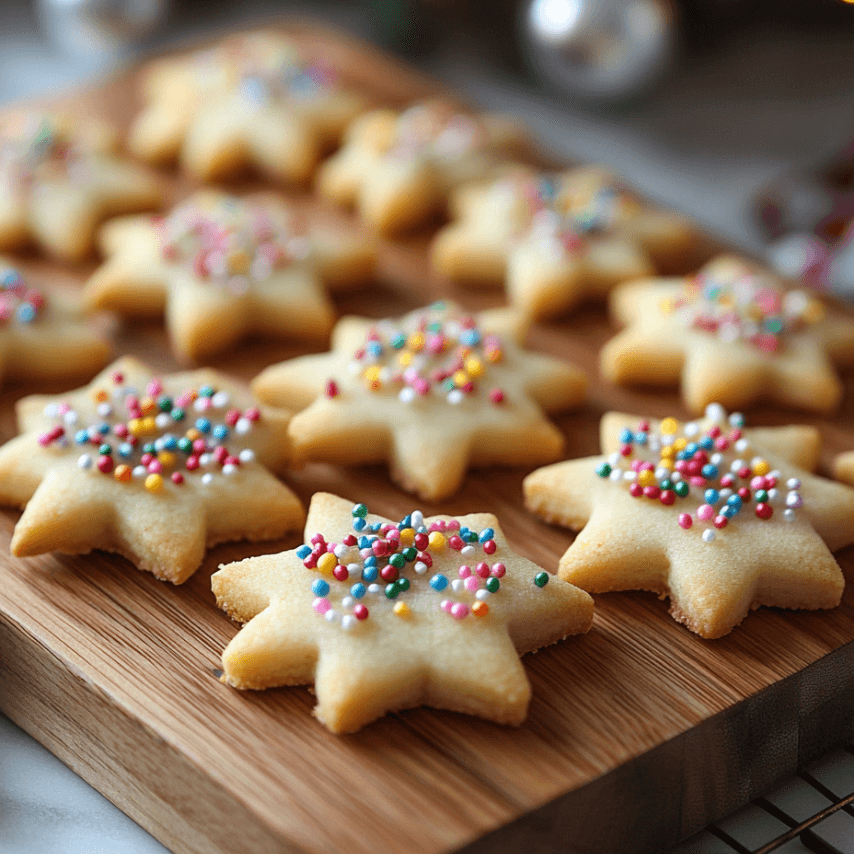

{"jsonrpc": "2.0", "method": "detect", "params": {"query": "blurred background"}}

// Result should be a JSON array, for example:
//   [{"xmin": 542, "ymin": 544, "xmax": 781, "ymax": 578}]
[{"xmin": 2, "ymin": 0, "xmax": 854, "ymax": 292}]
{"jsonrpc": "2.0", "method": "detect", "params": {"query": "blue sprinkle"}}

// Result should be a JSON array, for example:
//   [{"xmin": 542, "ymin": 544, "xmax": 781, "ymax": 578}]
[
  {"xmin": 312, "ymin": 579, "xmax": 330, "ymax": 596},
  {"xmin": 162, "ymin": 435, "xmax": 178, "ymax": 450},
  {"xmin": 16, "ymin": 303, "xmax": 36, "ymax": 324},
  {"xmin": 634, "ymin": 432, "xmax": 648, "ymax": 445},
  {"xmin": 479, "ymin": 528, "xmax": 495, "ymax": 543},
  {"xmin": 98, "ymin": 422, "xmax": 110, "ymax": 435},
  {"xmin": 727, "ymin": 495, "xmax": 742, "ymax": 508},
  {"xmin": 430, "ymin": 574, "xmax": 448, "ymax": 591},
  {"xmin": 685, "ymin": 443, "xmax": 698, "ymax": 456},
  {"xmin": 701, "ymin": 464, "xmax": 719, "ymax": 479},
  {"xmin": 351, "ymin": 583, "xmax": 366, "ymax": 599},
  {"xmin": 704, "ymin": 489, "xmax": 720, "ymax": 505},
  {"xmin": 213, "ymin": 424, "xmax": 229, "ymax": 441},
  {"xmin": 699, "ymin": 436, "xmax": 715, "ymax": 450},
  {"xmin": 358, "ymin": 536, "xmax": 371, "ymax": 549},
  {"xmin": 369, "ymin": 522, "xmax": 382, "ymax": 533},
  {"xmin": 364, "ymin": 555, "xmax": 377, "ymax": 567},
  {"xmin": 296, "ymin": 545, "xmax": 312, "ymax": 559},
  {"xmin": 619, "ymin": 428, "xmax": 633, "ymax": 444},
  {"xmin": 75, "ymin": 429, "xmax": 89, "ymax": 444},
  {"xmin": 195, "ymin": 418, "xmax": 211, "ymax": 434},
  {"xmin": 353, "ymin": 518, "xmax": 366, "ymax": 531},
  {"xmin": 366, "ymin": 341, "xmax": 383, "ymax": 357},
  {"xmin": 721, "ymin": 504, "xmax": 738, "ymax": 518},
  {"xmin": 362, "ymin": 566, "xmax": 378, "ymax": 582},
  {"xmin": 459, "ymin": 328, "xmax": 481, "ymax": 347},
  {"xmin": 118, "ymin": 443, "xmax": 133, "ymax": 458},
  {"xmin": 399, "ymin": 514, "xmax": 412, "ymax": 529}
]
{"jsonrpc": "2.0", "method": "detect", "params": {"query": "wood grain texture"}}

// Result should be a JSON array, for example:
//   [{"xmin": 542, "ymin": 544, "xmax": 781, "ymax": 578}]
[{"xmin": 1, "ymin": 20, "xmax": 854, "ymax": 854}]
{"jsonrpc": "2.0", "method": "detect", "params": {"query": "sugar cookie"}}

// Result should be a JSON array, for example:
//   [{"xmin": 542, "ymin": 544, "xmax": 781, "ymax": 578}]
[
  {"xmin": 524, "ymin": 405, "xmax": 854, "ymax": 638},
  {"xmin": 252, "ymin": 301, "xmax": 587, "ymax": 500},
  {"xmin": 212, "ymin": 492, "xmax": 594, "ymax": 732},
  {"xmin": 0, "ymin": 356, "xmax": 303, "ymax": 583}
]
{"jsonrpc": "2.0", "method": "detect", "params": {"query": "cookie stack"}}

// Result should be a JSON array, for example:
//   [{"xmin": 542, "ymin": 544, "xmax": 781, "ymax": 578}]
[{"xmin": 2, "ymin": 29, "xmax": 854, "ymax": 736}]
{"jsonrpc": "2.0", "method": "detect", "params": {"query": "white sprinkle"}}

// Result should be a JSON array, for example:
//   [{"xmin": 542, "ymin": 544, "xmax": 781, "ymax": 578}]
[
  {"xmin": 235, "ymin": 417, "xmax": 251, "ymax": 435},
  {"xmin": 359, "ymin": 547, "xmax": 372, "ymax": 559},
  {"xmin": 784, "ymin": 508, "xmax": 796, "ymax": 522},
  {"xmin": 710, "ymin": 453, "xmax": 724, "ymax": 466},
  {"xmin": 451, "ymin": 578, "xmax": 464, "ymax": 592},
  {"xmin": 211, "ymin": 391, "xmax": 229, "ymax": 408},
  {"xmin": 731, "ymin": 459, "xmax": 745, "ymax": 473},
  {"xmin": 609, "ymin": 470, "xmax": 622, "ymax": 482},
  {"xmin": 222, "ymin": 464, "xmax": 237, "ymax": 476},
  {"xmin": 77, "ymin": 454, "xmax": 92, "ymax": 469},
  {"xmin": 334, "ymin": 544, "xmax": 348, "ymax": 558},
  {"xmin": 719, "ymin": 488, "xmax": 733, "ymax": 500},
  {"xmin": 447, "ymin": 389, "xmax": 464, "ymax": 405},
  {"xmin": 684, "ymin": 422, "xmax": 699, "ymax": 437},
  {"xmin": 461, "ymin": 545, "xmax": 475, "ymax": 556},
  {"xmin": 63, "ymin": 411, "xmax": 79, "ymax": 425},
  {"xmin": 787, "ymin": 477, "xmax": 801, "ymax": 489},
  {"xmin": 97, "ymin": 403, "xmax": 112, "ymax": 417},
  {"xmin": 347, "ymin": 562, "xmax": 360, "ymax": 575},
  {"xmin": 735, "ymin": 439, "xmax": 749, "ymax": 453},
  {"xmin": 43, "ymin": 404, "xmax": 57, "ymax": 418},
  {"xmin": 767, "ymin": 488, "xmax": 779, "ymax": 503},
  {"xmin": 623, "ymin": 470, "xmax": 637, "ymax": 482},
  {"xmin": 705, "ymin": 403, "xmax": 725, "ymax": 422},
  {"xmin": 341, "ymin": 596, "xmax": 354, "ymax": 609},
  {"xmin": 133, "ymin": 465, "xmax": 147, "ymax": 478},
  {"xmin": 786, "ymin": 491, "xmax": 803, "ymax": 509},
  {"xmin": 398, "ymin": 387, "xmax": 416, "ymax": 404},
  {"xmin": 324, "ymin": 609, "xmax": 339, "ymax": 623},
  {"xmin": 238, "ymin": 449, "xmax": 255, "ymax": 464},
  {"xmin": 368, "ymin": 583, "xmax": 381, "ymax": 594},
  {"xmin": 648, "ymin": 438, "xmax": 661, "ymax": 453},
  {"xmin": 341, "ymin": 615, "xmax": 357, "ymax": 631},
  {"xmin": 414, "ymin": 561, "xmax": 428, "ymax": 574},
  {"xmin": 655, "ymin": 467, "xmax": 669, "ymax": 480},
  {"xmin": 475, "ymin": 589, "xmax": 489, "ymax": 600},
  {"xmin": 193, "ymin": 397, "xmax": 208, "ymax": 412},
  {"xmin": 770, "ymin": 469, "xmax": 782, "ymax": 480},
  {"xmin": 729, "ymin": 413, "xmax": 743, "ymax": 426},
  {"xmin": 609, "ymin": 452, "xmax": 621, "ymax": 466},
  {"xmin": 702, "ymin": 529, "xmax": 716, "ymax": 543},
  {"xmin": 411, "ymin": 511, "xmax": 424, "ymax": 528},
  {"xmin": 200, "ymin": 453, "xmax": 212, "ymax": 466},
  {"xmin": 670, "ymin": 471, "xmax": 682, "ymax": 483},
  {"xmin": 201, "ymin": 473, "xmax": 213, "ymax": 485},
  {"xmin": 155, "ymin": 413, "xmax": 171, "ymax": 429}
]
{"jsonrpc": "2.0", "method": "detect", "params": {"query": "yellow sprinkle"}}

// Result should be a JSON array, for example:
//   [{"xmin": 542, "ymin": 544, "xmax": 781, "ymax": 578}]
[
  {"xmin": 658, "ymin": 298, "xmax": 675, "ymax": 315},
  {"xmin": 393, "ymin": 602, "xmax": 410, "ymax": 617},
  {"xmin": 157, "ymin": 451, "xmax": 175, "ymax": 469},
  {"xmin": 140, "ymin": 397, "xmax": 156, "ymax": 414},
  {"xmin": 142, "ymin": 417, "xmax": 156, "ymax": 434},
  {"xmin": 363, "ymin": 365, "xmax": 381, "ymax": 384},
  {"xmin": 673, "ymin": 437, "xmax": 687, "ymax": 451},
  {"xmin": 317, "ymin": 552, "xmax": 337, "ymax": 575},
  {"xmin": 428, "ymin": 531, "xmax": 445, "ymax": 550},
  {"xmin": 186, "ymin": 428, "xmax": 201, "ymax": 442},
  {"xmin": 398, "ymin": 528, "xmax": 415, "ymax": 546},
  {"xmin": 452, "ymin": 370, "xmax": 468, "ymax": 387},
  {"xmin": 398, "ymin": 352, "xmax": 412, "ymax": 367},
  {"xmin": 128, "ymin": 418, "xmax": 143, "ymax": 436},
  {"xmin": 465, "ymin": 357, "xmax": 484, "ymax": 377},
  {"xmin": 660, "ymin": 445, "xmax": 675, "ymax": 458},
  {"xmin": 638, "ymin": 470, "xmax": 656, "ymax": 487},
  {"xmin": 145, "ymin": 474, "xmax": 163, "ymax": 493},
  {"xmin": 660, "ymin": 417, "xmax": 679, "ymax": 435},
  {"xmin": 94, "ymin": 389, "xmax": 108, "ymax": 402},
  {"xmin": 114, "ymin": 464, "xmax": 131, "ymax": 482},
  {"xmin": 408, "ymin": 332, "xmax": 424, "ymax": 351},
  {"xmin": 472, "ymin": 601, "xmax": 489, "ymax": 617},
  {"xmin": 657, "ymin": 458, "xmax": 673, "ymax": 469},
  {"xmin": 753, "ymin": 459, "xmax": 770, "ymax": 476}
]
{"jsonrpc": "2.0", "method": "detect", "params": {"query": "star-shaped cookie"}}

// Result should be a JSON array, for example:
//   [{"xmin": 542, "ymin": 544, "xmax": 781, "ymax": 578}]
[
  {"xmin": 0, "ymin": 111, "xmax": 162, "ymax": 261},
  {"xmin": 212, "ymin": 492, "xmax": 594, "ymax": 732},
  {"xmin": 252, "ymin": 301, "xmax": 587, "ymax": 501},
  {"xmin": 128, "ymin": 31, "xmax": 368, "ymax": 184},
  {"xmin": 600, "ymin": 256, "xmax": 854, "ymax": 414},
  {"xmin": 524, "ymin": 405, "xmax": 854, "ymax": 638},
  {"xmin": 316, "ymin": 100, "xmax": 530, "ymax": 236},
  {"xmin": 431, "ymin": 165, "xmax": 697, "ymax": 320},
  {"xmin": 82, "ymin": 191, "xmax": 376, "ymax": 362},
  {"xmin": 0, "ymin": 356, "xmax": 304, "ymax": 583},
  {"xmin": 0, "ymin": 259, "xmax": 109, "ymax": 386}
]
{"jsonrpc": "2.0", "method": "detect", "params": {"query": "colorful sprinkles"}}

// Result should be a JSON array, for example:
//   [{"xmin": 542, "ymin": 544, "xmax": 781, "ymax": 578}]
[
  {"xmin": 337, "ymin": 302, "xmax": 507, "ymax": 406},
  {"xmin": 0, "ymin": 266, "xmax": 45, "ymax": 325},
  {"xmin": 155, "ymin": 196, "xmax": 306, "ymax": 293},
  {"xmin": 37, "ymin": 371, "xmax": 261, "ymax": 493},
  {"xmin": 596, "ymin": 403, "xmax": 804, "ymax": 541},
  {"xmin": 389, "ymin": 104, "xmax": 486, "ymax": 160},
  {"xmin": 1, "ymin": 114, "xmax": 86, "ymax": 188},
  {"xmin": 302, "ymin": 504, "xmax": 548, "ymax": 630},
  {"xmin": 663, "ymin": 259, "xmax": 825, "ymax": 353}
]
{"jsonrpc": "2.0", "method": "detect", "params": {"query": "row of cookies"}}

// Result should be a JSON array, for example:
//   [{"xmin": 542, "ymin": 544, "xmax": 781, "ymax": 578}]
[{"xmin": 2, "ymin": 30, "xmax": 854, "ymax": 736}]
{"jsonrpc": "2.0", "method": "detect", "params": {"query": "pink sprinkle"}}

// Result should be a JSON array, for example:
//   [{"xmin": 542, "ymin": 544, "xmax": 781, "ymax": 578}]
[
  {"xmin": 146, "ymin": 380, "xmax": 163, "ymax": 397},
  {"xmin": 214, "ymin": 446, "xmax": 228, "ymax": 464},
  {"xmin": 147, "ymin": 460, "xmax": 163, "ymax": 474},
  {"xmin": 310, "ymin": 533, "xmax": 325, "ymax": 545},
  {"xmin": 114, "ymin": 424, "xmax": 128, "ymax": 438},
  {"xmin": 629, "ymin": 483, "xmax": 643, "ymax": 498},
  {"xmin": 185, "ymin": 456, "xmax": 199, "ymax": 471},
  {"xmin": 303, "ymin": 555, "xmax": 317, "ymax": 569},
  {"xmin": 697, "ymin": 504, "xmax": 714, "ymax": 521},
  {"xmin": 441, "ymin": 599, "xmax": 453, "ymax": 612},
  {"xmin": 171, "ymin": 472, "xmax": 184, "ymax": 485},
  {"xmin": 631, "ymin": 460, "xmax": 644, "ymax": 473},
  {"xmin": 489, "ymin": 389, "xmax": 505, "ymax": 405},
  {"xmin": 417, "ymin": 551, "xmax": 433, "ymax": 568},
  {"xmin": 353, "ymin": 604, "xmax": 369, "ymax": 621},
  {"xmin": 245, "ymin": 407, "xmax": 260, "ymax": 422},
  {"xmin": 475, "ymin": 562, "xmax": 490, "ymax": 578},
  {"xmin": 446, "ymin": 519, "xmax": 460, "ymax": 531},
  {"xmin": 193, "ymin": 439, "xmax": 206, "ymax": 454},
  {"xmin": 325, "ymin": 379, "xmax": 338, "ymax": 398},
  {"xmin": 689, "ymin": 476, "xmax": 706, "ymax": 487},
  {"xmin": 678, "ymin": 513, "xmax": 693, "ymax": 529},
  {"xmin": 464, "ymin": 576, "xmax": 479, "ymax": 593},
  {"xmin": 450, "ymin": 603, "xmax": 469, "ymax": 620},
  {"xmin": 313, "ymin": 597, "xmax": 330, "ymax": 615},
  {"xmin": 491, "ymin": 562, "xmax": 506, "ymax": 578},
  {"xmin": 225, "ymin": 455, "xmax": 240, "ymax": 467},
  {"xmin": 458, "ymin": 565, "xmax": 472, "ymax": 579},
  {"xmin": 225, "ymin": 409, "xmax": 240, "ymax": 426}
]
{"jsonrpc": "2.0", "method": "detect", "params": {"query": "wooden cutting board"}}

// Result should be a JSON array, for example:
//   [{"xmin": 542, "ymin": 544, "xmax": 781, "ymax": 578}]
[{"xmin": 2, "ymin": 22, "xmax": 854, "ymax": 854}]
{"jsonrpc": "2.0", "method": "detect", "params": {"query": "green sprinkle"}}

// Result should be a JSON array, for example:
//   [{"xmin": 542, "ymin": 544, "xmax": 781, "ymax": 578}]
[
  {"xmin": 170, "ymin": 408, "xmax": 185, "ymax": 422},
  {"xmin": 659, "ymin": 479, "xmax": 673, "ymax": 491},
  {"xmin": 534, "ymin": 572, "xmax": 549, "ymax": 588},
  {"xmin": 177, "ymin": 437, "xmax": 193, "ymax": 454},
  {"xmin": 389, "ymin": 553, "xmax": 405, "ymax": 569},
  {"xmin": 675, "ymin": 481, "xmax": 690, "ymax": 497},
  {"xmin": 385, "ymin": 582, "xmax": 399, "ymax": 599},
  {"xmin": 596, "ymin": 462, "xmax": 612, "ymax": 478},
  {"xmin": 486, "ymin": 577, "xmax": 500, "ymax": 593},
  {"xmin": 199, "ymin": 385, "xmax": 215, "ymax": 398},
  {"xmin": 401, "ymin": 547, "xmax": 417, "ymax": 562},
  {"xmin": 352, "ymin": 504, "xmax": 368, "ymax": 518},
  {"xmin": 398, "ymin": 577, "xmax": 410, "ymax": 592},
  {"xmin": 157, "ymin": 396, "xmax": 173, "ymax": 412},
  {"xmin": 98, "ymin": 443, "xmax": 112, "ymax": 455}
]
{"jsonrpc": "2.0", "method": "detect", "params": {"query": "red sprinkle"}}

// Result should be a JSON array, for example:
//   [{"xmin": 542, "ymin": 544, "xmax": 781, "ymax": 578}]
[
  {"xmin": 482, "ymin": 539, "xmax": 496, "ymax": 555},
  {"xmin": 714, "ymin": 515, "xmax": 728, "ymax": 529},
  {"xmin": 325, "ymin": 380, "xmax": 339, "ymax": 398},
  {"xmin": 678, "ymin": 513, "xmax": 693, "ymax": 529},
  {"xmin": 353, "ymin": 604, "xmax": 369, "ymax": 621},
  {"xmin": 755, "ymin": 503, "xmax": 773, "ymax": 520},
  {"xmin": 489, "ymin": 389, "xmax": 505, "ymax": 405}
]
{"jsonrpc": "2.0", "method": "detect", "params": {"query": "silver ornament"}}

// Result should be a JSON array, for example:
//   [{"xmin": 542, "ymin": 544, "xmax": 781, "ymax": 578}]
[{"xmin": 520, "ymin": 0, "xmax": 677, "ymax": 104}]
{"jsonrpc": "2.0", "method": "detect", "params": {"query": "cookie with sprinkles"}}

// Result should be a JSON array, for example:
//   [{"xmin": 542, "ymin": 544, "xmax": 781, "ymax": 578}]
[
  {"xmin": 128, "ymin": 31, "xmax": 368, "ymax": 184},
  {"xmin": 524, "ymin": 405, "xmax": 854, "ymax": 638},
  {"xmin": 252, "ymin": 301, "xmax": 587, "ymax": 501},
  {"xmin": 0, "ymin": 260, "xmax": 109, "ymax": 386},
  {"xmin": 82, "ymin": 191, "xmax": 375, "ymax": 362},
  {"xmin": 0, "ymin": 111, "xmax": 162, "ymax": 261},
  {"xmin": 212, "ymin": 492, "xmax": 594, "ymax": 732},
  {"xmin": 431, "ymin": 165, "xmax": 698, "ymax": 320},
  {"xmin": 0, "ymin": 356, "xmax": 303, "ymax": 583},
  {"xmin": 600, "ymin": 255, "xmax": 854, "ymax": 414},
  {"xmin": 316, "ymin": 100, "xmax": 530, "ymax": 236}
]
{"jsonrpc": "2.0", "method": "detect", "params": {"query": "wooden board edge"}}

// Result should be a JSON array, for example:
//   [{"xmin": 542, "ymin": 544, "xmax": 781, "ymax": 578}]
[
  {"xmin": 0, "ymin": 614, "xmax": 307, "ymax": 854},
  {"xmin": 455, "ymin": 639, "xmax": 854, "ymax": 854}
]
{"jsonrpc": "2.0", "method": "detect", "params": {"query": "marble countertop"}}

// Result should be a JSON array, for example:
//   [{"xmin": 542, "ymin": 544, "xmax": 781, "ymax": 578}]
[{"xmin": 2, "ymin": 3, "xmax": 853, "ymax": 853}]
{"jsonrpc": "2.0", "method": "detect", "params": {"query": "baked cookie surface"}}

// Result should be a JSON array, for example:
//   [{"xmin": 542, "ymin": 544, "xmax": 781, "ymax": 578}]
[
  {"xmin": 432, "ymin": 166, "xmax": 697, "ymax": 320},
  {"xmin": 212, "ymin": 491, "xmax": 594, "ymax": 733},
  {"xmin": 252, "ymin": 301, "xmax": 587, "ymax": 500},
  {"xmin": 0, "ymin": 260, "xmax": 109, "ymax": 385},
  {"xmin": 524, "ymin": 405, "xmax": 854, "ymax": 638},
  {"xmin": 83, "ymin": 190, "xmax": 375, "ymax": 362},
  {"xmin": 600, "ymin": 256, "xmax": 854, "ymax": 414},
  {"xmin": 128, "ymin": 31, "xmax": 367, "ymax": 184},
  {"xmin": 317, "ymin": 100, "xmax": 529, "ymax": 235},
  {"xmin": 0, "ymin": 356, "xmax": 303, "ymax": 583},
  {"xmin": 0, "ymin": 111, "xmax": 161, "ymax": 261}
]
